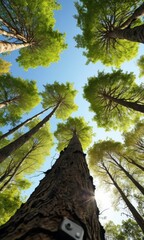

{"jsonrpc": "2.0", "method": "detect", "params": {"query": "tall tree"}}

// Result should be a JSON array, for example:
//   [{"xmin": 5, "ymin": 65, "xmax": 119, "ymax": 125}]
[
  {"xmin": 0, "ymin": 73, "xmax": 40, "ymax": 126},
  {"xmin": 54, "ymin": 116, "xmax": 94, "ymax": 151},
  {"xmin": 0, "ymin": 120, "xmax": 53, "ymax": 192},
  {"xmin": 75, "ymin": 0, "xmax": 143, "ymax": 66},
  {"xmin": 0, "ymin": 82, "xmax": 78, "ymax": 163},
  {"xmin": 0, "ymin": 132, "xmax": 103, "ymax": 240},
  {"xmin": 83, "ymin": 69, "xmax": 144, "ymax": 130},
  {"xmin": 0, "ymin": 0, "xmax": 66, "ymax": 69},
  {"xmin": 105, "ymin": 219, "xmax": 143, "ymax": 240}
]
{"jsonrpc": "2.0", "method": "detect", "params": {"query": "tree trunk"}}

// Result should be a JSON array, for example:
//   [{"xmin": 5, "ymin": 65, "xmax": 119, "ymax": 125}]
[
  {"xmin": 104, "ymin": 94, "xmax": 144, "ymax": 113},
  {"xmin": 108, "ymin": 24, "xmax": 144, "ymax": 44},
  {"xmin": 0, "ymin": 146, "xmax": 35, "ymax": 192},
  {"xmin": 103, "ymin": 164, "xmax": 144, "ymax": 233},
  {"xmin": 0, "ymin": 41, "xmax": 31, "ymax": 53},
  {"xmin": 0, "ymin": 96, "xmax": 19, "ymax": 109},
  {"xmin": 120, "ymin": 3, "xmax": 144, "ymax": 28},
  {"xmin": 109, "ymin": 154, "xmax": 144, "ymax": 195},
  {"xmin": 122, "ymin": 155, "xmax": 144, "ymax": 172},
  {"xmin": 0, "ymin": 103, "xmax": 60, "ymax": 163},
  {"xmin": 0, "ymin": 133, "xmax": 103, "ymax": 240},
  {"xmin": 0, "ymin": 106, "xmax": 51, "ymax": 140}
]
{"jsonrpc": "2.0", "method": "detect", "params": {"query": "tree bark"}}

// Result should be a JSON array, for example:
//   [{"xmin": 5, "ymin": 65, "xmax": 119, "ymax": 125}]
[
  {"xmin": 0, "ymin": 41, "xmax": 31, "ymax": 53},
  {"xmin": 103, "ymin": 164, "xmax": 144, "ymax": 233},
  {"xmin": 104, "ymin": 94, "xmax": 144, "ymax": 113},
  {"xmin": 0, "ymin": 106, "xmax": 51, "ymax": 140},
  {"xmin": 0, "ymin": 132, "xmax": 103, "ymax": 240},
  {"xmin": 108, "ymin": 24, "xmax": 144, "ymax": 44},
  {"xmin": 0, "ymin": 103, "xmax": 60, "ymax": 163},
  {"xmin": 0, "ymin": 96, "xmax": 19, "ymax": 108}
]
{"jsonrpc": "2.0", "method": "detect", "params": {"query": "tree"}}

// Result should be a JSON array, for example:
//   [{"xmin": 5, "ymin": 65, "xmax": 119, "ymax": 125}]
[
  {"xmin": 0, "ymin": 132, "xmax": 104, "ymax": 240},
  {"xmin": 0, "ymin": 119, "xmax": 53, "ymax": 192},
  {"xmin": 0, "ymin": 0, "xmax": 66, "ymax": 69},
  {"xmin": 0, "ymin": 82, "xmax": 78, "ymax": 163},
  {"xmin": 75, "ymin": 0, "xmax": 144, "ymax": 66},
  {"xmin": 0, "ymin": 73, "xmax": 40, "ymax": 126},
  {"xmin": 0, "ymin": 58, "xmax": 11, "ymax": 75},
  {"xmin": 137, "ymin": 55, "xmax": 144, "ymax": 77},
  {"xmin": 83, "ymin": 69, "xmax": 144, "ymax": 130},
  {"xmin": 54, "ymin": 116, "xmax": 94, "ymax": 151},
  {"xmin": 105, "ymin": 219, "xmax": 144, "ymax": 240}
]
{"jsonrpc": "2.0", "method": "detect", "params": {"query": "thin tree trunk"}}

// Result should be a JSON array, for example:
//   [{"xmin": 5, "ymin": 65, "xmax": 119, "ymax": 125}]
[
  {"xmin": 0, "ymin": 146, "xmax": 34, "ymax": 192},
  {"xmin": 0, "ymin": 41, "xmax": 31, "ymax": 53},
  {"xmin": 108, "ymin": 24, "xmax": 144, "ymax": 44},
  {"xmin": 0, "ymin": 106, "xmax": 51, "ymax": 140},
  {"xmin": 104, "ymin": 94, "xmax": 144, "ymax": 113},
  {"xmin": 103, "ymin": 164, "xmax": 144, "ymax": 233},
  {"xmin": 0, "ymin": 96, "xmax": 19, "ymax": 108},
  {"xmin": 0, "ymin": 133, "xmax": 103, "ymax": 240},
  {"xmin": 0, "ymin": 103, "xmax": 60, "ymax": 164},
  {"xmin": 0, "ymin": 29, "xmax": 27, "ymax": 42},
  {"xmin": 120, "ymin": 3, "xmax": 144, "ymax": 28},
  {"xmin": 109, "ymin": 154, "xmax": 144, "ymax": 195},
  {"xmin": 122, "ymin": 155, "xmax": 144, "ymax": 172}
]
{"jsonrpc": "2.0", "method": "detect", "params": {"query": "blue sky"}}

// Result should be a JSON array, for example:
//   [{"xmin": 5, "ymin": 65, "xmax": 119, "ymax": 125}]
[{"xmin": 1, "ymin": 0, "xmax": 143, "ymax": 225}]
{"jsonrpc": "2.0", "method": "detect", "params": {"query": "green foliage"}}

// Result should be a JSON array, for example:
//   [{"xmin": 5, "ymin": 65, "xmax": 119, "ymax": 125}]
[
  {"xmin": 0, "ymin": 59, "xmax": 11, "ymax": 75},
  {"xmin": 0, "ymin": 74, "xmax": 40, "ymax": 125},
  {"xmin": 137, "ymin": 55, "xmax": 144, "ymax": 77},
  {"xmin": 41, "ymin": 82, "xmax": 78, "ymax": 120},
  {"xmin": 75, "ymin": 0, "xmax": 141, "ymax": 66},
  {"xmin": 54, "ymin": 117, "xmax": 94, "ymax": 150},
  {"xmin": 105, "ymin": 219, "xmax": 144, "ymax": 240},
  {"xmin": 0, "ymin": 0, "xmax": 67, "ymax": 69},
  {"xmin": 83, "ymin": 69, "xmax": 143, "ymax": 130},
  {"xmin": 0, "ymin": 185, "xmax": 23, "ymax": 225}
]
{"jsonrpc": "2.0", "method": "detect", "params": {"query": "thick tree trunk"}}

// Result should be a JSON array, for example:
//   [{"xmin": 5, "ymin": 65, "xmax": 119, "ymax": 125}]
[
  {"xmin": 0, "ymin": 41, "xmax": 31, "ymax": 53},
  {"xmin": 104, "ymin": 94, "xmax": 144, "ymax": 113},
  {"xmin": 0, "ymin": 133, "xmax": 103, "ymax": 240},
  {"xmin": 0, "ymin": 106, "xmax": 51, "ymax": 140},
  {"xmin": 109, "ymin": 155, "xmax": 144, "ymax": 195},
  {"xmin": 108, "ymin": 24, "xmax": 144, "ymax": 43},
  {"xmin": 0, "ymin": 96, "xmax": 19, "ymax": 108},
  {"xmin": 104, "ymin": 164, "xmax": 144, "ymax": 233},
  {"xmin": 0, "ymin": 103, "xmax": 60, "ymax": 163}
]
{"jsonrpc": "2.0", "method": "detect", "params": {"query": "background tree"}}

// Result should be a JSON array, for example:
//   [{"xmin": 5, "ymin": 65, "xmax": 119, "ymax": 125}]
[
  {"xmin": 83, "ymin": 69, "xmax": 144, "ymax": 130},
  {"xmin": 137, "ymin": 55, "xmax": 144, "ymax": 77},
  {"xmin": 0, "ymin": 131, "xmax": 103, "ymax": 240},
  {"xmin": 88, "ymin": 138, "xmax": 144, "ymax": 232},
  {"xmin": 0, "ymin": 58, "xmax": 11, "ymax": 75},
  {"xmin": 0, "ymin": 82, "xmax": 78, "ymax": 163},
  {"xmin": 75, "ymin": 0, "xmax": 144, "ymax": 66},
  {"xmin": 0, "ymin": 73, "xmax": 40, "ymax": 126},
  {"xmin": 0, "ymin": 0, "xmax": 66, "ymax": 69},
  {"xmin": 105, "ymin": 219, "xmax": 143, "ymax": 240},
  {"xmin": 54, "ymin": 116, "xmax": 94, "ymax": 151}
]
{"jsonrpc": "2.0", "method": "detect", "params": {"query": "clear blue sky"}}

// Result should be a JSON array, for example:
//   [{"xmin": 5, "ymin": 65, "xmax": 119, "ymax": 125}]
[{"xmin": 1, "ymin": 0, "xmax": 143, "ymax": 225}]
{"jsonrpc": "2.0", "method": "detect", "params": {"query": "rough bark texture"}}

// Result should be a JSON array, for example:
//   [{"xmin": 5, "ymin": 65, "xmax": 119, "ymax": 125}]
[
  {"xmin": 0, "ymin": 41, "xmax": 30, "ymax": 53},
  {"xmin": 108, "ymin": 24, "xmax": 144, "ymax": 43},
  {"xmin": 0, "ymin": 133, "xmax": 103, "ymax": 240}
]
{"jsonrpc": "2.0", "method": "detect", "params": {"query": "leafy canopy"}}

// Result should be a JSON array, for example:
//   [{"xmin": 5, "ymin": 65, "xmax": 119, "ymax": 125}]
[
  {"xmin": 54, "ymin": 117, "xmax": 94, "ymax": 151},
  {"xmin": 0, "ymin": 0, "xmax": 66, "ymax": 69},
  {"xmin": 83, "ymin": 69, "xmax": 143, "ymax": 131},
  {"xmin": 0, "ymin": 74, "xmax": 40, "ymax": 125},
  {"xmin": 41, "ymin": 82, "xmax": 78, "ymax": 120},
  {"xmin": 0, "ymin": 59, "xmax": 11, "ymax": 75},
  {"xmin": 75, "ymin": 0, "xmax": 141, "ymax": 67}
]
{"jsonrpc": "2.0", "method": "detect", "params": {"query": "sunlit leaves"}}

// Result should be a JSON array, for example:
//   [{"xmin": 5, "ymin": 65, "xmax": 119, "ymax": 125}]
[
  {"xmin": 0, "ymin": 74, "xmax": 40, "ymax": 126},
  {"xmin": 83, "ymin": 69, "xmax": 143, "ymax": 130},
  {"xmin": 54, "ymin": 117, "xmax": 94, "ymax": 150},
  {"xmin": 41, "ymin": 82, "xmax": 78, "ymax": 120}
]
